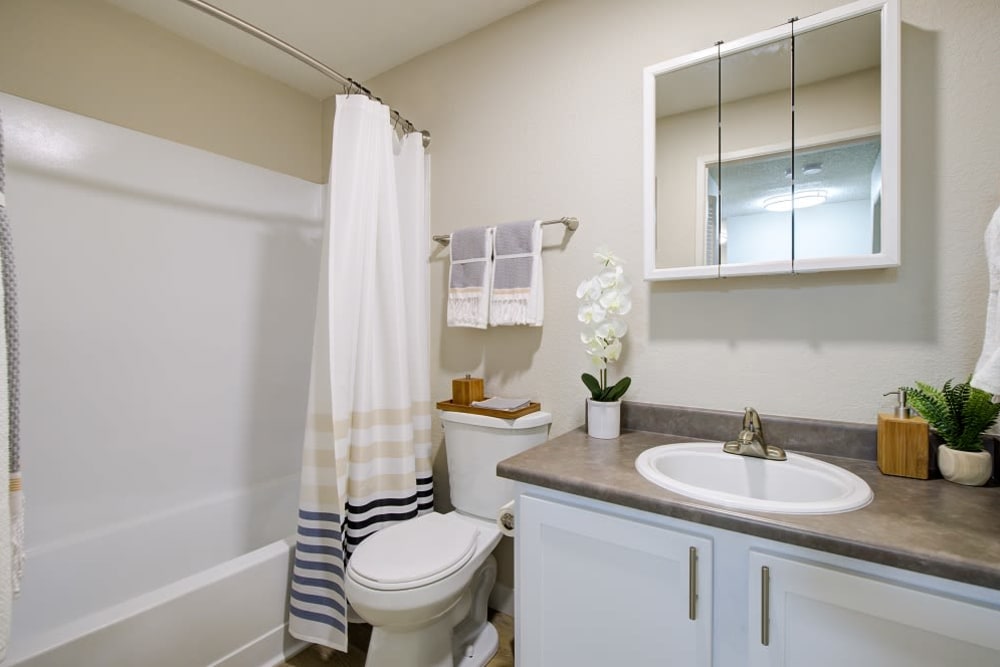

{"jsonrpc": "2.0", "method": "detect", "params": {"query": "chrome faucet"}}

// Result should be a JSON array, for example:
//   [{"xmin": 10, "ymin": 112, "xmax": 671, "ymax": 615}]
[{"xmin": 723, "ymin": 407, "xmax": 787, "ymax": 461}]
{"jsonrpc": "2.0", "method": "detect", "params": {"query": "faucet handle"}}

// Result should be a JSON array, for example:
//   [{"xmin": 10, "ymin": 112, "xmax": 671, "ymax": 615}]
[{"xmin": 743, "ymin": 407, "xmax": 763, "ymax": 435}]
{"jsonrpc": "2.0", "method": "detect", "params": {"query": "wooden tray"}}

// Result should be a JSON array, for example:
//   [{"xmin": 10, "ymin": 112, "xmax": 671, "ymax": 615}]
[{"xmin": 436, "ymin": 399, "xmax": 541, "ymax": 419}]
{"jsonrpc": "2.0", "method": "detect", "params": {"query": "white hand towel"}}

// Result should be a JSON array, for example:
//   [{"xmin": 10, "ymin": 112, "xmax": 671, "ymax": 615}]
[
  {"xmin": 972, "ymin": 205, "xmax": 1000, "ymax": 400},
  {"xmin": 489, "ymin": 220, "xmax": 543, "ymax": 326},
  {"xmin": 448, "ymin": 226, "xmax": 493, "ymax": 329}
]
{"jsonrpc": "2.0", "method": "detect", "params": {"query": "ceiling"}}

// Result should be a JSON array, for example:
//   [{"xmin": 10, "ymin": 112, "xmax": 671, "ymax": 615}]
[
  {"xmin": 717, "ymin": 137, "xmax": 881, "ymax": 218},
  {"xmin": 108, "ymin": 0, "xmax": 544, "ymax": 99}
]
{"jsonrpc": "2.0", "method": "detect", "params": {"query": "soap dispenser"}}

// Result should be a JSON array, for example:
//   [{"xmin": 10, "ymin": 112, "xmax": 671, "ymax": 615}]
[{"xmin": 877, "ymin": 388, "xmax": 930, "ymax": 479}]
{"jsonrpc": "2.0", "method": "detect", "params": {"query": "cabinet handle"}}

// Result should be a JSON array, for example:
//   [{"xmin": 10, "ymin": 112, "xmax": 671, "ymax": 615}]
[
  {"xmin": 688, "ymin": 546, "xmax": 697, "ymax": 620},
  {"xmin": 761, "ymin": 565, "xmax": 770, "ymax": 646}
]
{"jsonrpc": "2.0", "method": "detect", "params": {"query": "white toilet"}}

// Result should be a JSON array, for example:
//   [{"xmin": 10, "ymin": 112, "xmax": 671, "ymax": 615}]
[{"xmin": 345, "ymin": 409, "xmax": 552, "ymax": 667}]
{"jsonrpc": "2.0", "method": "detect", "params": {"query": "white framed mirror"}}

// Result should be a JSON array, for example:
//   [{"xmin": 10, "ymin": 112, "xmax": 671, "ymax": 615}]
[{"xmin": 642, "ymin": 0, "xmax": 900, "ymax": 281}]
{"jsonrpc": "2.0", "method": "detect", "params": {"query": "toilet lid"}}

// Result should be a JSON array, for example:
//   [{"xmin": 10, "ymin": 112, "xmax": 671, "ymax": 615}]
[{"xmin": 348, "ymin": 513, "xmax": 479, "ymax": 591}]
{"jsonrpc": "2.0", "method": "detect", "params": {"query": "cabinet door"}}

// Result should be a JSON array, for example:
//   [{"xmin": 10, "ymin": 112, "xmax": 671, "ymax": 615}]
[
  {"xmin": 748, "ymin": 551, "xmax": 1000, "ymax": 667},
  {"xmin": 517, "ymin": 495, "xmax": 712, "ymax": 667}
]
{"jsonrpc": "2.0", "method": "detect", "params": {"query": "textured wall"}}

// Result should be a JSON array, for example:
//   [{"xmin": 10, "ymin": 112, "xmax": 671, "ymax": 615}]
[
  {"xmin": 0, "ymin": 0, "xmax": 325, "ymax": 182},
  {"xmin": 370, "ymin": 0, "xmax": 1000, "ymax": 438},
  {"xmin": 369, "ymin": 1, "xmax": 1000, "ymax": 593}
]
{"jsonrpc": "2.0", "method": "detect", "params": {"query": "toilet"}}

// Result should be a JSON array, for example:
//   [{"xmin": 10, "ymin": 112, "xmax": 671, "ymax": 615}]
[{"xmin": 344, "ymin": 409, "xmax": 552, "ymax": 667}]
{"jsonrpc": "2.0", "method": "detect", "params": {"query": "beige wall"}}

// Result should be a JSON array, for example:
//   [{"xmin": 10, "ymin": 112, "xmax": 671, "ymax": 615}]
[
  {"xmin": 369, "ymin": 0, "xmax": 1000, "ymax": 547},
  {"xmin": 0, "ymin": 0, "xmax": 325, "ymax": 182}
]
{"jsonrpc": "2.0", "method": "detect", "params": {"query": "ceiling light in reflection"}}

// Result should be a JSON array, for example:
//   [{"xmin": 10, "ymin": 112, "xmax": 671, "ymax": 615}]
[{"xmin": 762, "ymin": 189, "xmax": 827, "ymax": 212}]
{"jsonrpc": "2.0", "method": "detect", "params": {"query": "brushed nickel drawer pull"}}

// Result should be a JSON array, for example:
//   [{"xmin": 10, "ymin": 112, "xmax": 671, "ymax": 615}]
[
  {"xmin": 761, "ymin": 565, "xmax": 771, "ymax": 646},
  {"xmin": 688, "ymin": 546, "xmax": 697, "ymax": 621}
]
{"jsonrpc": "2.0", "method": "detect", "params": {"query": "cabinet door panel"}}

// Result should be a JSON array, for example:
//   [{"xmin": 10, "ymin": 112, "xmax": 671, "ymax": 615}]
[
  {"xmin": 749, "ymin": 551, "xmax": 1000, "ymax": 667},
  {"xmin": 517, "ymin": 495, "xmax": 712, "ymax": 667}
]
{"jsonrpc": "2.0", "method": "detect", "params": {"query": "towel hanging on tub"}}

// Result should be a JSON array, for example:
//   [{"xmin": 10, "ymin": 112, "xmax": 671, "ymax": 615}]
[
  {"xmin": 0, "ymin": 107, "xmax": 19, "ymax": 662},
  {"xmin": 490, "ymin": 220, "xmax": 543, "ymax": 326}
]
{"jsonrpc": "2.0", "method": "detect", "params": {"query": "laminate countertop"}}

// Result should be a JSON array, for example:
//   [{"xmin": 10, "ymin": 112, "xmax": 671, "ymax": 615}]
[{"xmin": 497, "ymin": 428, "xmax": 1000, "ymax": 591}]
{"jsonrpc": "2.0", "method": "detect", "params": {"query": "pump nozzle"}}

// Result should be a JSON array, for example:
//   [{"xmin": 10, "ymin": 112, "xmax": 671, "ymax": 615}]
[{"xmin": 882, "ymin": 388, "xmax": 913, "ymax": 418}]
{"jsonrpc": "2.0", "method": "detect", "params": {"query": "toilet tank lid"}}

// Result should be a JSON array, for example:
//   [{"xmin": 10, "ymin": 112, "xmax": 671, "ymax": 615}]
[{"xmin": 440, "ymin": 410, "xmax": 552, "ymax": 429}]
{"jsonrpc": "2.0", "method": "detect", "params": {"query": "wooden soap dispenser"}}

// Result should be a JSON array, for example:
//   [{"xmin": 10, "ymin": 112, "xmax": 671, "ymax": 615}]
[{"xmin": 877, "ymin": 388, "xmax": 930, "ymax": 479}]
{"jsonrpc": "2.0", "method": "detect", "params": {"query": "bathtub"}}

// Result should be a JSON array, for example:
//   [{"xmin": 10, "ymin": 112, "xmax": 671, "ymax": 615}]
[{"xmin": 6, "ymin": 475, "xmax": 306, "ymax": 667}]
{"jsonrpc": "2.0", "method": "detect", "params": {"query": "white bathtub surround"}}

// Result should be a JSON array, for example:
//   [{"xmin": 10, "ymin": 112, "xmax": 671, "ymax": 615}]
[
  {"xmin": 290, "ymin": 95, "xmax": 434, "ymax": 652},
  {"xmin": 489, "ymin": 220, "xmax": 544, "ymax": 326},
  {"xmin": 1, "ymin": 92, "xmax": 322, "ymax": 664},
  {"xmin": 6, "ymin": 476, "xmax": 301, "ymax": 666}
]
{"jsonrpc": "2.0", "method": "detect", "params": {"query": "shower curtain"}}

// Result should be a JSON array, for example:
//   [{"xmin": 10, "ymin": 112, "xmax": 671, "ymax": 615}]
[{"xmin": 288, "ymin": 95, "xmax": 434, "ymax": 652}]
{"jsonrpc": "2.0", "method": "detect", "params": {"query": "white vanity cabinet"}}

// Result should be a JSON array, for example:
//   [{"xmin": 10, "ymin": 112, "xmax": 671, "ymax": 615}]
[
  {"xmin": 515, "ymin": 494, "xmax": 713, "ymax": 667},
  {"xmin": 514, "ymin": 488, "xmax": 1000, "ymax": 667},
  {"xmin": 748, "ymin": 551, "xmax": 1000, "ymax": 667}
]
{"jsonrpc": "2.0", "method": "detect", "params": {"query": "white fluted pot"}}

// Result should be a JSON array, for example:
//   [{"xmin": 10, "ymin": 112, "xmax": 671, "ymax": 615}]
[
  {"xmin": 937, "ymin": 445, "xmax": 993, "ymax": 486},
  {"xmin": 587, "ymin": 399, "xmax": 621, "ymax": 439}
]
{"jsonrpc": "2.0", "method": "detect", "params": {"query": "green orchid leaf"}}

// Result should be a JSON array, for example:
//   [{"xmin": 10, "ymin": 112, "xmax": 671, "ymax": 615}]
[
  {"xmin": 581, "ymin": 373, "xmax": 603, "ymax": 400},
  {"xmin": 604, "ymin": 377, "xmax": 631, "ymax": 402}
]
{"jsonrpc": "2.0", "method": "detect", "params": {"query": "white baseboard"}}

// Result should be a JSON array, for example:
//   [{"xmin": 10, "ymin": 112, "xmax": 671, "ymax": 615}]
[{"xmin": 489, "ymin": 582, "xmax": 515, "ymax": 617}]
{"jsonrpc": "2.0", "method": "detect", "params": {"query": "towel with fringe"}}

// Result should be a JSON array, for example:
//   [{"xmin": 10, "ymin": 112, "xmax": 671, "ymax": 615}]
[
  {"xmin": 0, "ymin": 107, "xmax": 19, "ymax": 662},
  {"xmin": 447, "ymin": 226, "xmax": 493, "ymax": 328},
  {"xmin": 490, "ymin": 220, "xmax": 543, "ymax": 326}
]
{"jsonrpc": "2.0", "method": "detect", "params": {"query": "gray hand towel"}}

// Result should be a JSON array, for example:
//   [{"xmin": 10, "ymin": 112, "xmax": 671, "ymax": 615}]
[
  {"xmin": 448, "ymin": 226, "xmax": 492, "ymax": 328},
  {"xmin": 490, "ymin": 220, "xmax": 543, "ymax": 326}
]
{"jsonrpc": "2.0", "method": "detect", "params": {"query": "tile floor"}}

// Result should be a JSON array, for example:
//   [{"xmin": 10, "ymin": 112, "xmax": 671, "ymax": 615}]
[{"xmin": 282, "ymin": 610, "xmax": 514, "ymax": 667}]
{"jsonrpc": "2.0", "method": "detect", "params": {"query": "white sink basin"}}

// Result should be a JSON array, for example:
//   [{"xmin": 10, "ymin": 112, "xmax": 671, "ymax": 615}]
[{"xmin": 635, "ymin": 442, "xmax": 873, "ymax": 514}]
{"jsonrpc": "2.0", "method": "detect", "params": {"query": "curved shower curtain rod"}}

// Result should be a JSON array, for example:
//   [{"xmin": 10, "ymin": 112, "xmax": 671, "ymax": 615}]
[{"xmin": 175, "ymin": 0, "xmax": 431, "ymax": 148}]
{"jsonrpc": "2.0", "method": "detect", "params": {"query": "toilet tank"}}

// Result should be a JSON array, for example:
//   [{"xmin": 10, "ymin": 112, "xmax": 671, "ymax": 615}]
[{"xmin": 441, "ymin": 410, "xmax": 552, "ymax": 521}]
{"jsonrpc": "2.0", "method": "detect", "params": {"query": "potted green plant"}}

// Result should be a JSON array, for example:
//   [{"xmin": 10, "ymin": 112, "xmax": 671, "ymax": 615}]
[
  {"xmin": 578, "ymin": 247, "xmax": 632, "ymax": 439},
  {"xmin": 904, "ymin": 378, "xmax": 999, "ymax": 486}
]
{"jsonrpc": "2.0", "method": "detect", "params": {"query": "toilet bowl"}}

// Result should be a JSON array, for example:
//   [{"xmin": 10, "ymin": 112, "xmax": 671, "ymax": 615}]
[
  {"xmin": 344, "ymin": 410, "xmax": 552, "ymax": 667},
  {"xmin": 345, "ymin": 512, "xmax": 502, "ymax": 667}
]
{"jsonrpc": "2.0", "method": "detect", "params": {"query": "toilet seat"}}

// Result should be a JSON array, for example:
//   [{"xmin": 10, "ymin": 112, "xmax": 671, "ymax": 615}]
[{"xmin": 348, "ymin": 513, "xmax": 480, "ymax": 591}]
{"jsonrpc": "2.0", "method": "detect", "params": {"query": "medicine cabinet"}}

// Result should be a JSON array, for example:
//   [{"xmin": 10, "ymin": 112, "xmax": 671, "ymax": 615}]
[{"xmin": 642, "ymin": 0, "xmax": 900, "ymax": 280}]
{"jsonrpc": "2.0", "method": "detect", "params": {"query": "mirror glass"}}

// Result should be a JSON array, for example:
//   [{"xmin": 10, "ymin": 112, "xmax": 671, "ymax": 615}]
[
  {"xmin": 643, "ymin": 1, "xmax": 896, "ymax": 280},
  {"xmin": 717, "ymin": 37, "xmax": 793, "ymax": 270},
  {"xmin": 653, "ymin": 56, "xmax": 718, "ymax": 270},
  {"xmin": 793, "ymin": 12, "xmax": 882, "ymax": 260}
]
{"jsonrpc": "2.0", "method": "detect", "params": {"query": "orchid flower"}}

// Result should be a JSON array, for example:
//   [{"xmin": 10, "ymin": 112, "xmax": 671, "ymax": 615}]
[{"xmin": 578, "ymin": 248, "xmax": 632, "ymax": 402}]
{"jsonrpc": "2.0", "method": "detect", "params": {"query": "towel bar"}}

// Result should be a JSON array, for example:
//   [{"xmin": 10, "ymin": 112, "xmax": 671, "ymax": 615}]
[{"xmin": 432, "ymin": 217, "xmax": 579, "ymax": 246}]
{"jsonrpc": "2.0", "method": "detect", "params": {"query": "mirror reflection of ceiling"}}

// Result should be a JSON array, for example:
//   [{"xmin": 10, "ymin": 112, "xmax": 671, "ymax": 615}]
[
  {"xmin": 655, "ymin": 13, "xmax": 880, "ymax": 117},
  {"xmin": 716, "ymin": 138, "xmax": 881, "ymax": 218}
]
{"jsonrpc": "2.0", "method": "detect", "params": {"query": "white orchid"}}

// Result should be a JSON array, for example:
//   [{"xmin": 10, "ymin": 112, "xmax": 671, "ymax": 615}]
[
  {"xmin": 575, "ymin": 277, "xmax": 603, "ymax": 301},
  {"xmin": 578, "ymin": 301, "xmax": 607, "ymax": 324},
  {"xmin": 597, "ymin": 265, "xmax": 629, "ymax": 291},
  {"xmin": 593, "ymin": 246, "xmax": 622, "ymax": 267},
  {"xmin": 598, "ymin": 289, "xmax": 632, "ymax": 316},
  {"xmin": 578, "ymin": 248, "xmax": 632, "ymax": 402},
  {"xmin": 596, "ymin": 318, "xmax": 627, "ymax": 340}
]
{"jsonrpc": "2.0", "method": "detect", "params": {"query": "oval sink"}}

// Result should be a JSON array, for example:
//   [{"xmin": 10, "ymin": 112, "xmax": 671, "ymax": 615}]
[{"xmin": 635, "ymin": 442, "xmax": 873, "ymax": 514}]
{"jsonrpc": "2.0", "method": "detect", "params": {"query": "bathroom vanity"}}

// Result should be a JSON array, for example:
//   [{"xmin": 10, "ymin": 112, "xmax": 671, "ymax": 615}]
[{"xmin": 499, "ymin": 426, "xmax": 1000, "ymax": 667}]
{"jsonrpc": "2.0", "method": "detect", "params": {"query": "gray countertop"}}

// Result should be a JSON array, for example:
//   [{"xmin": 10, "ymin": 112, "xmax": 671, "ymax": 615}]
[{"xmin": 497, "ymin": 427, "xmax": 1000, "ymax": 591}]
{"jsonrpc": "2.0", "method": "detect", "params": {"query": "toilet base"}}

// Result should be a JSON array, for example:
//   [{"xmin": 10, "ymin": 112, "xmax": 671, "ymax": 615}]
[
  {"xmin": 360, "ymin": 556, "xmax": 499, "ymax": 667},
  {"xmin": 454, "ymin": 621, "xmax": 498, "ymax": 667}
]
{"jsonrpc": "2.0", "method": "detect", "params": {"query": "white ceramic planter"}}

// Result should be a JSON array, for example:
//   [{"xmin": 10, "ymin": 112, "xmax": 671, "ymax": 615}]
[
  {"xmin": 587, "ymin": 399, "xmax": 621, "ymax": 439},
  {"xmin": 937, "ymin": 445, "xmax": 993, "ymax": 486}
]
